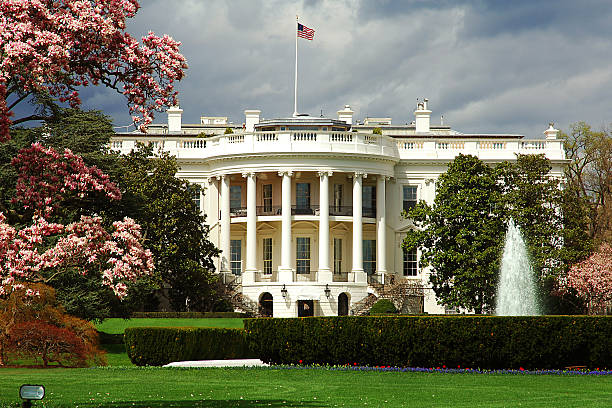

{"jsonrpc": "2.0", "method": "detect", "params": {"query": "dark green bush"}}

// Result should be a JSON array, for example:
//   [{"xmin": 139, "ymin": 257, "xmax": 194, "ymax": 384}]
[
  {"xmin": 369, "ymin": 299, "xmax": 397, "ymax": 315},
  {"xmin": 131, "ymin": 311, "xmax": 248, "ymax": 319},
  {"xmin": 125, "ymin": 327, "xmax": 255, "ymax": 366},
  {"xmin": 245, "ymin": 316, "xmax": 612, "ymax": 369}
]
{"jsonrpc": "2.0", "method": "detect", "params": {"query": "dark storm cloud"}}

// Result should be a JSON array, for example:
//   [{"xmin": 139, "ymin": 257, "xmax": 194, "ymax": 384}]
[{"xmin": 81, "ymin": 0, "xmax": 612, "ymax": 137}]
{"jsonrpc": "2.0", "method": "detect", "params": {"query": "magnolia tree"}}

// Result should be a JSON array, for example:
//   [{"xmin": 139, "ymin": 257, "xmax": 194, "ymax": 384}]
[
  {"xmin": 1, "ymin": 143, "xmax": 154, "ymax": 299},
  {"xmin": 560, "ymin": 243, "xmax": 612, "ymax": 314},
  {"xmin": 0, "ymin": 0, "xmax": 187, "ymax": 141}
]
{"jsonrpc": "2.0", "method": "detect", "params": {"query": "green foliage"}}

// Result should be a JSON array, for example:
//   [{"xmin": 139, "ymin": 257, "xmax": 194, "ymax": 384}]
[
  {"xmin": 224, "ymin": 127, "xmax": 234, "ymax": 134},
  {"xmin": 116, "ymin": 146, "xmax": 220, "ymax": 312},
  {"xmin": 372, "ymin": 127, "xmax": 382, "ymax": 135},
  {"xmin": 405, "ymin": 154, "xmax": 505, "ymax": 313},
  {"xmin": 245, "ymin": 316, "xmax": 612, "ymax": 369},
  {"xmin": 124, "ymin": 327, "xmax": 254, "ymax": 366},
  {"xmin": 369, "ymin": 299, "xmax": 398, "ymax": 315},
  {"xmin": 131, "ymin": 312, "xmax": 247, "ymax": 318},
  {"xmin": 95, "ymin": 317, "xmax": 244, "ymax": 335}
]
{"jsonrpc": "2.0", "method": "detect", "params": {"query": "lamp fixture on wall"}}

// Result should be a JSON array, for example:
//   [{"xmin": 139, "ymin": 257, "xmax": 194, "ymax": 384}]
[
  {"xmin": 281, "ymin": 284, "xmax": 288, "ymax": 298},
  {"xmin": 324, "ymin": 284, "xmax": 331, "ymax": 298}
]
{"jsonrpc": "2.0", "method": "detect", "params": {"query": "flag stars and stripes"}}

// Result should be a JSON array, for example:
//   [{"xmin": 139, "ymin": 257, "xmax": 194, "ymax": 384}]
[{"xmin": 297, "ymin": 23, "xmax": 315, "ymax": 40}]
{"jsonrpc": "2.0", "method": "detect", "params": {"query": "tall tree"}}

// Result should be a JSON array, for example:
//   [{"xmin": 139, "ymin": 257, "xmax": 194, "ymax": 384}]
[
  {"xmin": 404, "ymin": 154, "xmax": 506, "ymax": 314},
  {"xmin": 562, "ymin": 122, "xmax": 612, "ymax": 245},
  {"xmin": 117, "ymin": 146, "xmax": 220, "ymax": 312},
  {"xmin": 1, "ymin": 0, "xmax": 187, "ymax": 141}
]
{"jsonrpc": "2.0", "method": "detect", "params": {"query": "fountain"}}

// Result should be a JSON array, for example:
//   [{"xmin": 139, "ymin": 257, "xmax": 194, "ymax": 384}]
[{"xmin": 495, "ymin": 218, "xmax": 540, "ymax": 316}]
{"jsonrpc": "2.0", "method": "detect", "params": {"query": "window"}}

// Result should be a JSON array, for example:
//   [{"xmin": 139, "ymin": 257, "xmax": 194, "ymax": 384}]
[
  {"xmin": 190, "ymin": 185, "xmax": 201, "ymax": 211},
  {"xmin": 263, "ymin": 184, "xmax": 272, "ymax": 212},
  {"xmin": 230, "ymin": 185, "xmax": 242, "ymax": 211},
  {"xmin": 230, "ymin": 240, "xmax": 242, "ymax": 275},
  {"xmin": 263, "ymin": 238, "xmax": 272, "ymax": 275},
  {"xmin": 296, "ymin": 183, "xmax": 311, "ymax": 209},
  {"xmin": 362, "ymin": 185, "xmax": 376, "ymax": 217},
  {"xmin": 363, "ymin": 239, "xmax": 376, "ymax": 275},
  {"xmin": 333, "ymin": 238, "xmax": 342, "ymax": 274},
  {"xmin": 333, "ymin": 184, "xmax": 343, "ymax": 211},
  {"xmin": 296, "ymin": 237, "xmax": 311, "ymax": 274},
  {"xmin": 403, "ymin": 248, "xmax": 418, "ymax": 276},
  {"xmin": 403, "ymin": 186, "xmax": 417, "ymax": 212}
]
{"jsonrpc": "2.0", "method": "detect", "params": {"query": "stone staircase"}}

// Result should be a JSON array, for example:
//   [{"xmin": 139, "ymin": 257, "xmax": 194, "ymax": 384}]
[
  {"xmin": 229, "ymin": 291, "xmax": 259, "ymax": 317},
  {"xmin": 351, "ymin": 275, "xmax": 425, "ymax": 315}
]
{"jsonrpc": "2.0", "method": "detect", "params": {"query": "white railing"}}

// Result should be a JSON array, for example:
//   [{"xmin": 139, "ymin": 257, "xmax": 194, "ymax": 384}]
[
  {"xmin": 180, "ymin": 139, "xmax": 206, "ymax": 149},
  {"xmin": 110, "ymin": 131, "xmax": 564, "ymax": 162}
]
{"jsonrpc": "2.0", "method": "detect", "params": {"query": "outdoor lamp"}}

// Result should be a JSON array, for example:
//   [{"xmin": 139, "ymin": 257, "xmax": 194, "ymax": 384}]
[
  {"xmin": 20, "ymin": 385, "xmax": 44, "ymax": 408},
  {"xmin": 281, "ymin": 284, "xmax": 288, "ymax": 298},
  {"xmin": 324, "ymin": 284, "xmax": 331, "ymax": 298}
]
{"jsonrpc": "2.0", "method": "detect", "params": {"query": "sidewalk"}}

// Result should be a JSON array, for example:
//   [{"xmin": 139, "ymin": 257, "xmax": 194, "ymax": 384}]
[{"xmin": 163, "ymin": 359, "xmax": 269, "ymax": 368}]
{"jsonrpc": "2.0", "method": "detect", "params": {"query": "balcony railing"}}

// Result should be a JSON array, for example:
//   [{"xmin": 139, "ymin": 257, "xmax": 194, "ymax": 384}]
[
  {"xmin": 362, "ymin": 207, "xmax": 376, "ymax": 218},
  {"xmin": 256, "ymin": 206, "xmax": 282, "ymax": 216},
  {"xmin": 329, "ymin": 206, "xmax": 352, "ymax": 216},
  {"xmin": 230, "ymin": 207, "xmax": 247, "ymax": 217},
  {"xmin": 291, "ymin": 205, "xmax": 319, "ymax": 215}
]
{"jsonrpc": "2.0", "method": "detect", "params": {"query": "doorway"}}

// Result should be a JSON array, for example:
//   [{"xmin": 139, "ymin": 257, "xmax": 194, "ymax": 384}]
[
  {"xmin": 259, "ymin": 292, "xmax": 273, "ymax": 317},
  {"xmin": 338, "ymin": 293, "xmax": 349, "ymax": 316},
  {"xmin": 297, "ymin": 300, "xmax": 314, "ymax": 317}
]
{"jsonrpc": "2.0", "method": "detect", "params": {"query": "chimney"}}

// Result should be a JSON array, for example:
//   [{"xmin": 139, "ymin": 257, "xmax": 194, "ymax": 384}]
[
  {"xmin": 337, "ymin": 104, "xmax": 354, "ymax": 125},
  {"xmin": 414, "ymin": 98, "xmax": 431, "ymax": 133},
  {"xmin": 544, "ymin": 122, "xmax": 559, "ymax": 140},
  {"xmin": 167, "ymin": 106, "xmax": 183, "ymax": 133},
  {"xmin": 244, "ymin": 110, "xmax": 261, "ymax": 132}
]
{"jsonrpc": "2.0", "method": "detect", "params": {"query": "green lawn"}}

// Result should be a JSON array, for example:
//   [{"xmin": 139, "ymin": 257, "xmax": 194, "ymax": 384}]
[
  {"xmin": 1, "ymin": 366, "xmax": 611, "ymax": 407},
  {"xmin": 96, "ymin": 318, "xmax": 244, "ymax": 334}
]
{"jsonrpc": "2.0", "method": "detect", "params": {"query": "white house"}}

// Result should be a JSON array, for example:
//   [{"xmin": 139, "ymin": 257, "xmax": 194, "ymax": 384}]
[{"xmin": 111, "ymin": 100, "xmax": 566, "ymax": 317}]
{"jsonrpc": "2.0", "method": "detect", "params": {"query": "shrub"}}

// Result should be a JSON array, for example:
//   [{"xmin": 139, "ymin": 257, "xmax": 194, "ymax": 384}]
[
  {"xmin": 8, "ymin": 321, "xmax": 88, "ymax": 367},
  {"xmin": 224, "ymin": 127, "xmax": 234, "ymax": 134},
  {"xmin": 131, "ymin": 311, "xmax": 247, "ymax": 318},
  {"xmin": 369, "ymin": 299, "xmax": 397, "ymax": 315},
  {"xmin": 124, "ymin": 327, "xmax": 255, "ymax": 366},
  {"xmin": 372, "ymin": 127, "xmax": 382, "ymax": 135},
  {"xmin": 245, "ymin": 316, "xmax": 612, "ymax": 369}
]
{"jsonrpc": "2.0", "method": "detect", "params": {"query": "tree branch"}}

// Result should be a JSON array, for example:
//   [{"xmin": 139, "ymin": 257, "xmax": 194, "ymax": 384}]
[{"xmin": 11, "ymin": 114, "xmax": 49, "ymax": 126}]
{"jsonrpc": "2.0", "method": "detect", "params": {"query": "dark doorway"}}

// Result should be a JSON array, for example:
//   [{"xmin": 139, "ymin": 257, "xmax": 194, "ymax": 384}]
[
  {"xmin": 259, "ymin": 292, "xmax": 273, "ymax": 317},
  {"xmin": 297, "ymin": 300, "xmax": 314, "ymax": 317},
  {"xmin": 338, "ymin": 293, "xmax": 349, "ymax": 316}
]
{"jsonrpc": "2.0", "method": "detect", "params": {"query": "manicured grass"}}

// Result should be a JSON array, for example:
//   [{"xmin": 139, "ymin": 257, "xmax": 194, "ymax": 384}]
[
  {"xmin": 1, "ymin": 366, "xmax": 611, "ymax": 407},
  {"xmin": 96, "ymin": 318, "xmax": 244, "ymax": 334}
]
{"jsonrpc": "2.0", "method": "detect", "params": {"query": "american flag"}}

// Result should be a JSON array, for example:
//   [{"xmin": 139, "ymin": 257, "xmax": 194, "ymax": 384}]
[{"xmin": 297, "ymin": 23, "xmax": 315, "ymax": 40}]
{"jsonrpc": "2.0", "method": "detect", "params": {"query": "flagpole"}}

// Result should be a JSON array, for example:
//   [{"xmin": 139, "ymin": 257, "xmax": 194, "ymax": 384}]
[{"xmin": 293, "ymin": 15, "xmax": 298, "ymax": 117}]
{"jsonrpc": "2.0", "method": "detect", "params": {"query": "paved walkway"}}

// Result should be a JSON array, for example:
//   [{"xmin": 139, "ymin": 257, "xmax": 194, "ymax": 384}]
[{"xmin": 163, "ymin": 359, "xmax": 269, "ymax": 368}]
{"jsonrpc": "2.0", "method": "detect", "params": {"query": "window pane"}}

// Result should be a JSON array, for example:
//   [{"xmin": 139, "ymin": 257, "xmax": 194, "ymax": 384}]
[
  {"xmin": 263, "ymin": 184, "xmax": 272, "ymax": 212},
  {"xmin": 263, "ymin": 238, "xmax": 272, "ymax": 275},
  {"xmin": 296, "ymin": 183, "xmax": 310, "ymax": 209},
  {"xmin": 363, "ymin": 239, "xmax": 376, "ymax": 275},
  {"xmin": 230, "ymin": 239, "xmax": 242, "ymax": 275},
  {"xmin": 403, "ymin": 248, "xmax": 418, "ymax": 276},
  {"xmin": 403, "ymin": 186, "xmax": 417, "ymax": 212},
  {"xmin": 333, "ymin": 238, "xmax": 342, "ymax": 274},
  {"xmin": 230, "ymin": 186, "xmax": 242, "ymax": 210},
  {"xmin": 334, "ymin": 184, "xmax": 343, "ymax": 209},
  {"xmin": 362, "ymin": 185, "xmax": 376, "ymax": 217},
  {"xmin": 296, "ymin": 237, "xmax": 311, "ymax": 274}
]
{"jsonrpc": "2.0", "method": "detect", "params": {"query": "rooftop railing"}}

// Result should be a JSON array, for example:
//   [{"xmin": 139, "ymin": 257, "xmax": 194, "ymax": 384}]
[{"xmin": 110, "ymin": 130, "xmax": 565, "ymax": 161}]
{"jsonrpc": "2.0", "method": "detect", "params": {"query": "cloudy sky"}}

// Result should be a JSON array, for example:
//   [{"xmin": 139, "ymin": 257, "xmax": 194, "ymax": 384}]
[{"xmin": 82, "ymin": 0, "xmax": 612, "ymax": 138}]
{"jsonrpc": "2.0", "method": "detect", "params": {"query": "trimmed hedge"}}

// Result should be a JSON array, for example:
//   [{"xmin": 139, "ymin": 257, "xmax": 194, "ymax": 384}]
[
  {"xmin": 131, "ymin": 312, "xmax": 248, "ymax": 319},
  {"xmin": 125, "ymin": 327, "xmax": 255, "ymax": 366},
  {"xmin": 369, "ymin": 299, "xmax": 398, "ymax": 315},
  {"xmin": 245, "ymin": 316, "xmax": 612, "ymax": 369}
]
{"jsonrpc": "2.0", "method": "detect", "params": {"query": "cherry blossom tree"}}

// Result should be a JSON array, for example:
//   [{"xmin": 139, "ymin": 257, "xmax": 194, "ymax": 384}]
[
  {"xmin": 561, "ymin": 243, "xmax": 612, "ymax": 314},
  {"xmin": 0, "ymin": 0, "xmax": 187, "ymax": 141}
]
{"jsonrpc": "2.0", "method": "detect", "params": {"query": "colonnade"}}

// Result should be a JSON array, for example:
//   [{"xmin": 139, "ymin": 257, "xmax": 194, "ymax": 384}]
[{"xmin": 218, "ymin": 171, "xmax": 388, "ymax": 284}]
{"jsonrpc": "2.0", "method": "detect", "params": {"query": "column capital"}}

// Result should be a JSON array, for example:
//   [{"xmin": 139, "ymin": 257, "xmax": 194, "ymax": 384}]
[
  {"xmin": 353, "ymin": 171, "xmax": 367, "ymax": 179},
  {"xmin": 425, "ymin": 178, "xmax": 435, "ymax": 186},
  {"xmin": 317, "ymin": 170, "xmax": 333, "ymax": 178},
  {"xmin": 242, "ymin": 171, "xmax": 256, "ymax": 179},
  {"xmin": 278, "ymin": 170, "xmax": 294, "ymax": 177},
  {"xmin": 215, "ymin": 174, "xmax": 229, "ymax": 181}
]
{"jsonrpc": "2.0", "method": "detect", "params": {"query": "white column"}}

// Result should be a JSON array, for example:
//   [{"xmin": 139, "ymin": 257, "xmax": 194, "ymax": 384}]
[
  {"xmin": 279, "ymin": 170, "xmax": 293, "ymax": 281},
  {"xmin": 243, "ymin": 172, "xmax": 257, "ymax": 284},
  {"xmin": 318, "ymin": 171, "xmax": 332, "ymax": 282},
  {"xmin": 376, "ymin": 176, "xmax": 387, "ymax": 283},
  {"xmin": 220, "ymin": 175, "xmax": 231, "ymax": 273},
  {"xmin": 352, "ymin": 172, "xmax": 366, "ymax": 283}
]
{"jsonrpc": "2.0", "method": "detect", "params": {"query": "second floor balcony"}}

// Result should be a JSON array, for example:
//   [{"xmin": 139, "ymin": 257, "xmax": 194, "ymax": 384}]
[{"xmin": 229, "ymin": 205, "xmax": 378, "ymax": 218}]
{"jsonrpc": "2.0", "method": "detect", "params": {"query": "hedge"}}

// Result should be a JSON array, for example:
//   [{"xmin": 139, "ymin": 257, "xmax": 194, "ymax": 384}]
[
  {"xmin": 124, "ymin": 327, "xmax": 255, "ymax": 366},
  {"xmin": 369, "ymin": 299, "xmax": 397, "ymax": 315},
  {"xmin": 131, "ymin": 312, "xmax": 248, "ymax": 319},
  {"xmin": 244, "ymin": 316, "xmax": 612, "ymax": 369}
]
